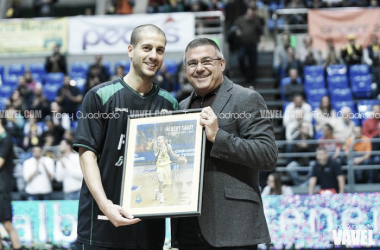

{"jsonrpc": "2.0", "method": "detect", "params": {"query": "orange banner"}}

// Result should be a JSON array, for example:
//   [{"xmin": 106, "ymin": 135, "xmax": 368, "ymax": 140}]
[{"xmin": 308, "ymin": 8, "xmax": 380, "ymax": 51}]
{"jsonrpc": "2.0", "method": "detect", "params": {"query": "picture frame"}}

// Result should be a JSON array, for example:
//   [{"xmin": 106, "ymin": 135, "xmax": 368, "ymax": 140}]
[{"xmin": 120, "ymin": 109, "xmax": 205, "ymax": 218}]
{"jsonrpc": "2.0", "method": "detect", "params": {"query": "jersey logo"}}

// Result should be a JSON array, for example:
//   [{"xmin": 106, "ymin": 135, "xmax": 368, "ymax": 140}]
[
  {"xmin": 135, "ymin": 194, "xmax": 142, "ymax": 204},
  {"xmin": 115, "ymin": 156, "xmax": 123, "ymax": 166},
  {"xmin": 115, "ymin": 107, "xmax": 129, "ymax": 112}
]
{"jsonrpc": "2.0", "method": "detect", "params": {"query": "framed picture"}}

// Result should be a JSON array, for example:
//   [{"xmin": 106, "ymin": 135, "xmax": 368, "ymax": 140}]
[{"xmin": 120, "ymin": 109, "xmax": 205, "ymax": 218}]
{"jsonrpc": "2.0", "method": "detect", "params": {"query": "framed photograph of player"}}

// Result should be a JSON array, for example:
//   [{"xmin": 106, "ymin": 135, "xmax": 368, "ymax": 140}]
[{"xmin": 120, "ymin": 109, "xmax": 205, "ymax": 218}]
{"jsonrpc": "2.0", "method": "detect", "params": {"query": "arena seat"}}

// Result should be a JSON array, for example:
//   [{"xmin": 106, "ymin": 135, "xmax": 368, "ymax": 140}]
[
  {"xmin": 327, "ymin": 75, "xmax": 349, "ymax": 91},
  {"xmin": 2, "ymin": 75, "xmax": 18, "ymax": 86},
  {"xmin": 43, "ymin": 83, "xmax": 61, "ymax": 101},
  {"xmin": 304, "ymin": 75, "xmax": 325, "ymax": 91},
  {"xmin": 349, "ymin": 64, "xmax": 370, "ymax": 78},
  {"xmin": 351, "ymin": 75, "xmax": 372, "ymax": 98},
  {"xmin": 326, "ymin": 64, "xmax": 347, "ymax": 77},
  {"xmin": 8, "ymin": 63, "xmax": 26, "ymax": 77},
  {"xmin": 70, "ymin": 62, "xmax": 89, "ymax": 78},
  {"xmin": 306, "ymin": 88, "xmax": 327, "ymax": 103},
  {"xmin": 304, "ymin": 65, "xmax": 324, "ymax": 77},
  {"xmin": 45, "ymin": 72, "xmax": 64, "ymax": 85}
]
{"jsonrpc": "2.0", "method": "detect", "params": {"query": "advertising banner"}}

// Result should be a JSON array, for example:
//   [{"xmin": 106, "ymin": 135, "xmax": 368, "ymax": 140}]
[
  {"xmin": 0, "ymin": 18, "xmax": 68, "ymax": 57},
  {"xmin": 68, "ymin": 13, "xmax": 195, "ymax": 54},
  {"xmin": 308, "ymin": 8, "xmax": 380, "ymax": 51},
  {"xmin": 1, "ymin": 194, "xmax": 379, "ymax": 249}
]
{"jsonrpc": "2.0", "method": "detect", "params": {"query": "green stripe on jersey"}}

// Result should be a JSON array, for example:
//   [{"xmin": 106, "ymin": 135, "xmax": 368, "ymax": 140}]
[
  {"xmin": 158, "ymin": 90, "xmax": 179, "ymax": 110},
  {"xmin": 96, "ymin": 81, "xmax": 124, "ymax": 105}
]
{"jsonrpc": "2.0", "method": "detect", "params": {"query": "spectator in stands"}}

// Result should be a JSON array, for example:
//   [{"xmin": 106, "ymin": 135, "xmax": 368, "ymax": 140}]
[
  {"xmin": 309, "ymin": 146, "xmax": 345, "ymax": 194},
  {"xmin": 45, "ymin": 44, "xmax": 67, "ymax": 74},
  {"xmin": 314, "ymin": 96, "xmax": 336, "ymax": 132},
  {"xmin": 114, "ymin": 0, "xmax": 134, "ymax": 14},
  {"xmin": 283, "ymin": 47, "xmax": 303, "ymax": 78},
  {"xmin": 175, "ymin": 61, "xmax": 194, "ymax": 102},
  {"xmin": 64, "ymin": 128, "xmax": 76, "ymax": 142},
  {"xmin": 283, "ymin": 94, "xmax": 313, "ymax": 127},
  {"xmin": 207, "ymin": 0, "xmax": 225, "ymax": 11},
  {"xmin": 155, "ymin": 63, "xmax": 175, "ymax": 92},
  {"xmin": 284, "ymin": 68, "xmax": 304, "ymax": 101},
  {"xmin": 187, "ymin": 0, "xmax": 209, "ymax": 11},
  {"xmin": 16, "ymin": 76, "xmax": 33, "ymax": 106},
  {"xmin": 88, "ymin": 55, "xmax": 110, "ymax": 83},
  {"xmin": 84, "ymin": 7, "xmax": 93, "ymax": 15},
  {"xmin": 0, "ymin": 117, "xmax": 22, "ymax": 250},
  {"xmin": 370, "ymin": 0, "xmax": 379, "ymax": 7},
  {"xmin": 286, "ymin": 0, "xmax": 306, "ymax": 26},
  {"xmin": 273, "ymin": 33, "xmax": 292, "ymax": 81},
  {"xmin": 112, "ymin": 65, "xmax": 125, "ymax": 81},
  {"xmin": 344, "ymin": 126, "xmax": 372, "ymax": 183},
  {"xmin": 6, "ymin": 90, "xmax": 26, "ymax": 115},
  {"xmin": 23, "ymin": 116, "xmax": 43, "ymax": 150},
  {"xmin": 286, "ymin": 121, "xmax": 317, "ymax": 185},
  {"xmin": 28, "ymin": 83, "xmax": 50, "ymax": 120},
  {"xmin": 308, "ymin": 0, "xmax": 323, "ymax": 8},
  {"xmin": 363, "ymin": 34, "xmax": 380, "ymax": 84},
  {"xmin": 50, "ymin": 101, "xmax": 71, "ymax": 131},
  {"xmin": 233, "ymin": 6, "xmax": 264, "ymax": 83},
  {"xmin": 40, "ymin": 131, "xmax": 56, "ymax": 159},
  {"xmin": 147, "ymin": 0, "xmax": 165, "ymax": 13},
  {"xmin": 370, "ymin": 122, "xmax": 380, "ymax": 183},
  {"xmin": 163, "ymin": 0, "xmax": 185, "ymax": 12},
  {"xmin": 5, "ymin": 0, "xmax": 23, "ymax": 18},
  {"xmin": 341, "ymin": 34, "xmax": 363, "ymax": 66},
  {"xmin": 55, "ymin": 75, "xmax": 83, "ymax": 118},
  {"xmin": 286, "ymin": 108, "xmax": 314, "ymax": 141},
  {"xmin": 2, "ymin": 105, "xmax": 24, "ymax": 147},
  {"xmin": 33, "ymin": 0, "xmax": 57, "ymax": 17},
  {"xmin": 319, "ymin": 123, "xmax": 342, "ymax": 160},
  {"xmin": 24, "ymin": 70, "xmax": 38, "ymax": 91},
  {"xmin": 224, "ymin": 0, "xmax": 246, "ymax": 33},
  {"xmin": 362, "ymin": 104, "xmax": 380, "ymax": 138},
  {"xmin": 40, "ymin": 116, "xmax": 65, "ymax": 146},
  {"xmin": 55, "ymin": 139, "xmax": 83, "ymax": 200},
  {"xmin": 85, "ymin": 66, "xmax": 105, "ymax": 94},
  {"xmin": 334, "ymin": 106, "xmax": 355, "ymax": 143},
  {"xmin": 261, "ymin": 172, "xmax": 293, "ymax": 195},
  {"xmin": 322, "ymin": 38, "xmax": 340, "ymax": 69},
  {"xmin": 23, "ymin": 146, "xmax": 54, "ymax": 200},
  {"xmin": 297, "ymin": 35, "xmax": 322, "ymax": 66}
]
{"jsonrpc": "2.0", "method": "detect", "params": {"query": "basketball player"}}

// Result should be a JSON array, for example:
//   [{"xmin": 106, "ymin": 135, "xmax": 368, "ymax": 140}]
[
  {"xmin": 73, "ymin": 24, "xmax": 178, "ymax": 249},
  {"xmin": 152, "ymin": 136, "xmax": 181, "ymax": 203}
]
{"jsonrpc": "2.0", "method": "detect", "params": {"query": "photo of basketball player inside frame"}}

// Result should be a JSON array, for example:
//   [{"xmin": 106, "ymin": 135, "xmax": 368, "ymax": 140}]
[{"xmin": 152, "ymin": 135, "xmax": 187, "ymax": 204}]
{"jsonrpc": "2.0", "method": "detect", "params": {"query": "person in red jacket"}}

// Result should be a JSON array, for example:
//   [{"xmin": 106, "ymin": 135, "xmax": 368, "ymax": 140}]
[{"xmin": 362, "ymin": 104, "xmax": 380, "ymax": 138}]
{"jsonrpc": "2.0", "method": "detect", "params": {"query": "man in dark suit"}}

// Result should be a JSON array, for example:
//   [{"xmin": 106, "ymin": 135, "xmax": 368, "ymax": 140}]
[{"xmin": 172, "ymin": 38, "xmax": 278, "ymax": 249}]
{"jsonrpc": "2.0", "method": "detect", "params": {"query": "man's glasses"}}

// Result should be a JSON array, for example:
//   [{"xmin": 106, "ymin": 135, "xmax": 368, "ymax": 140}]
[{"xmin": 186, "ymin": 57, "xmax": 222, "ymax": 69}]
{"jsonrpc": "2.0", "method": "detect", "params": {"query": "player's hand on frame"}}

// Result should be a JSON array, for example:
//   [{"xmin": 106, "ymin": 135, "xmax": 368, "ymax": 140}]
[{"xmin": 102, "ymin": 200, "xmax": 141, "ymax": 227}]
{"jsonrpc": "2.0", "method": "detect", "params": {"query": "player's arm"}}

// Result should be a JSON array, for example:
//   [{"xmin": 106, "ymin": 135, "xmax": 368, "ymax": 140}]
[
  {"xmin": 337, "ymin": 175, "xmax": 345, "ymax": 193},
  {"xmin": 78, "ymin": 147, "xmax": 141, "ymax": 227},
  {"xmin": 308, "ymin": 177, "xmax": 317, "ymax": 195},
  {"xmin": 167, "ymin": 144, "xmax": 180, "ymax": 159}
]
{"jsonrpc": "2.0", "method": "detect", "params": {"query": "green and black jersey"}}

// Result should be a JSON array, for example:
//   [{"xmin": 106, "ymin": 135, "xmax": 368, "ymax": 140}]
[{"xmin": 73, "ymin": 78, "xmax": 178, "ymax": 248}]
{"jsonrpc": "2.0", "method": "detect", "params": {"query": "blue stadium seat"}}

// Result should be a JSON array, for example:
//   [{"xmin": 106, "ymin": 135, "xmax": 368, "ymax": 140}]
[
  {"xmin": 8, "ymin": 63, "xmax": 25, "ymax": 77},
  {"xmin": 0, "ymin": 65, "xmax": 4, "ymax": 79},
  {"xmin": 31, "ymin": 73, "xmax": 43, "ymax": 84},
  {"xmin": 2, "ymin": 75, "xmax": 18, "ymax": 86},
  {"xmin": 45, "ymin": 72, "xmax": 64, "ymax": 85},
  {"xmin": 70, "ymin": 62, "xmax": 89, "ymax": 78},
  {"xmin": 29, "ymin": 63, "xmax": 46, "ymax": 76},
  {"xmin": 332, "ymin": 100, "xmax": 356, "ymax": 113},
  {"xmin": 327, "ymin": 75, "xmax": 349, "ymax": 90},
  {"xmin": 164, "ymin": 59, "xmax": 178, "ymax": 75},
  {"xmin": 0, "ymin": 85, "xmax": 15, "ymax": 98},
  {"xmin": 304, "ymin": 65, "xmax": 324, "ymax": 77},
  {"xmin": 306, "ymin": 88, "xmax": 327, "ymax": 103},
  {"xmin": 309, "ymin": 100, "xmax": 321, "ymax": 112},
  {"xmin": 357, "ymin": 99, "xmax": 378, "ymax": 122},
  {"xmin": 326, "ymin": 64, "xmax": 347, "ymax": 77},
  {"xmin": 71, "ymin": 77, "xmax": 86, "ymax": 94},
  {"xmin": 114, "ymin": 61, "xmax": 130, "ymax": 74},
  {"xmin": 43, "ymin": 83, "xmax": 61, "ymax": 101},
  {"xmin": 304, "ymin": 75, "xmax": 325, "ymax": 91},
  {"xmin": 0, "ymin": 97, "xmax": 7, "ymax": 110},
  {"xmin": 349, "ymin": 64, "xmax": 369, "ymax": 78},
  {"xmin": 351, "ymin": 75, "xmax": 372, "ymax": 98},
  {"xmin": 330, "ymin": 88, "xmax": 353, "ymax": 102}
]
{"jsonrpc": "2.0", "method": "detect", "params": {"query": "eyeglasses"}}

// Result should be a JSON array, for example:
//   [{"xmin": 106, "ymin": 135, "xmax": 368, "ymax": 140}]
[{"xmin": 186, "ymin": 57, "xmax": 222, "ymax": 69}]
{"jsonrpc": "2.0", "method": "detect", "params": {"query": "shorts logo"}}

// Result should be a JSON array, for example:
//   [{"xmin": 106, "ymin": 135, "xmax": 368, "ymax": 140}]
[{"xmin": 115, "ymin": 156, "xmax": 123, "ymax": 166}]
